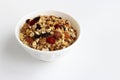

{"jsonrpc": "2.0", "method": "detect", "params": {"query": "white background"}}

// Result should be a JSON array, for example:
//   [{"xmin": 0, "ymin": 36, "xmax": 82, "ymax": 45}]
[{"xmin": 0, "ymin": 0, "xmax": 120, "ymax": 80}]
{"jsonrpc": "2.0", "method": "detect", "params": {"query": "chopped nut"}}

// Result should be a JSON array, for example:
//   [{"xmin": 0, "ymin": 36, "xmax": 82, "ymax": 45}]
[
  {"xmin": 35, "ymin": 38, "xmax": 39, "ymax": 43},
  {"xmin": 32, "ymin": 41, "xmax": 37, "ymax": 48},
  {"xmin": 54, "ymin": 30, "xmax": 62, "ymax": 39},
  {"xmin": 39, "ymin": 38, "xmax": 46, "ymax": 45},
  {"xmin": 19, "ymin": 33, "xmax": 24, "ymax": 41},
  {"xmin": 71, "ymin": 33, "xmax": 76, "ymax": 38},
  {"xmin": 35, "ymin": 31, "xmax": 40, "ymax": 35},
  {"xmin": 42, "ymin": 48, "xmax": 49, "ymax": 51},
  {"xmin": 29, "ymin": 32, "xmax": 34, "ymax": 37},
  {"xmin": 64, "ymin": 31, "xmax": 70, "ymax": 39}
]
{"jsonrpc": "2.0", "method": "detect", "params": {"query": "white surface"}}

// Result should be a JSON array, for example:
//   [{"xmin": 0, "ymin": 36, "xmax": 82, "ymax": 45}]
[{"xmin": 0, "ymin": 0, "xmax": 120, "ymax": 80}]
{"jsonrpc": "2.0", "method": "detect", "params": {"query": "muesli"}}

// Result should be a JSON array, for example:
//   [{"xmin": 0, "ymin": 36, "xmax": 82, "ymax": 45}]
[{"xmin": 19, "ymin": 15, "xmax": 77, "ymax": 51}]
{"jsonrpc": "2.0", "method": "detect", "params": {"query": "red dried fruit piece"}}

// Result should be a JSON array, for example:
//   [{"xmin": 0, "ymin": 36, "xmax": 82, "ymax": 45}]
[
  {"xmin": 26, "ymin": 19, "xmax": 30, "ymax": 24},
  {"xmin": 29, "ymin": 20, "xmax": 36, "ymax": 26},
  {"xmin": 54, "ymin": 24, "xmax": 62, "ymax": 29},
  {"xmin": 28, "ymin": 16, "xmax": 40, "ymax": 26},
  {"xmin": 47, "ymin": 36, "xmax": 56, "ymax": 44},
  {"xmin": 25, "ymin": 36, "xmax": 33, "ymax": 44},
  {"xmin": 54, "ymin": 31, "xmax": 62, "ymax": 39},
  {"xmin": 33, "ymin": 16, "xmax": 40, "ymax": 22}
]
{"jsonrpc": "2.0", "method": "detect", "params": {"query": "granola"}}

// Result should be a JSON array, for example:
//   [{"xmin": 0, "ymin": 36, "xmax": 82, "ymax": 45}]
[{"xmin": 19, "ymin": 15, "xmax": 77, "ymax": 51}]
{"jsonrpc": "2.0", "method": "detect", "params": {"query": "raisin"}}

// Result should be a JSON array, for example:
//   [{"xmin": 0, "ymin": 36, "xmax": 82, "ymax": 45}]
[
  {"xmin": 35, "ymin": 24, "xmax": 41, "ymax": 30},
  {"xmin": 54, "ymin": 24, "xmax": 62, "ymax": 29},
  {"xmin": 34, "ymin": 32, "xmax": 51, "ymax": 38},
  {"xmin": 34, "ymin": 33, "xmax": 41, "ymax": 38},
  {"xmin": 25, "ymin": 36, "xmax": 33, "ymax": 44},
  {"xmin": 26, "ymin": 19, "xmax": 30, "ymax": 24},
  {"xmin": 29, "ymin": 20, "xmax": 36, "ymax": 26},
  {"xmin": 29, "ymin": 16, "xmax": 40, "ymax": 26},
  {"xmin": 47, "ymin": 36, "xmax": 56, "ymax": 44},
  {"xmin": 33, "ymin": 16, "xmax": 40, "ymax": 22},
  {"xmin": 40, "ymin": 32, "xmax": 51, "ymax": 37}
]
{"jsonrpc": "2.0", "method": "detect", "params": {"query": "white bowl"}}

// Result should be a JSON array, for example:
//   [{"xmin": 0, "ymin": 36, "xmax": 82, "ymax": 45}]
[{"xmin": 15, "ymin": 10, "xmax": 80, "ymax": 61}]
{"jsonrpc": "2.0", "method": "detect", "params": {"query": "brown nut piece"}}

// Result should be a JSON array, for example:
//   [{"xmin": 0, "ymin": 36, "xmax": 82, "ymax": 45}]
[
  {"xmin": 64, "ymin": 31, "xmax": 70, "ymax": 39},
  {"xmin": 54, "ymin": 30, "xmax": 62, "ymax": 39}
]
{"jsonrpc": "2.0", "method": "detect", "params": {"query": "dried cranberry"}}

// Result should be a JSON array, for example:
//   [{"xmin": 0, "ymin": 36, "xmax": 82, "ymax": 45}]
[
  {"xmin": 29, "ymin": 16, "xmax": 40, "ymax": 26},
  {"xmin": 33, "ymin": 16, "xmax": 40, "ymax": 22},
  {"xmin": 54, "ymin": 24, "xmax": 62, "ymax": 29},
  {"xmin": 47, "ymin": 36, "xmax": 56, "ymax": 44},
  {"xmin": 35, "ymin": 24, "xmax": 41, "ymax": 30},
  {"xmin": 29, "ymin": 20, "xmax": 36, "ymax": 26},
  {"xmin": 25, "ymin": 36, "xmax": 33, "ymax": 44}
]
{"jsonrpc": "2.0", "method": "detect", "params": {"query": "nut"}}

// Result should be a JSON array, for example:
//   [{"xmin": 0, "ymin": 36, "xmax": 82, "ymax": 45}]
[
  {"xmin": 32, "ymin": 41, "xmax": 37, "ymax": 48},
  {"xmin": 54, "ymin": 30, "xmax": 62, "ymax": 39}
]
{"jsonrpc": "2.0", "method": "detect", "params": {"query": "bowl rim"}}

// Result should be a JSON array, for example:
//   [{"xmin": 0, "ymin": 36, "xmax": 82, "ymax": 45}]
[{"xmin": 15, "ymin": 10, "xmax": 81, "ymax": 54}]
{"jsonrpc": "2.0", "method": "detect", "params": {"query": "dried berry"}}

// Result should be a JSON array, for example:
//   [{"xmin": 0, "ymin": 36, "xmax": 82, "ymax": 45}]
[
  {"xmin": 29, "ymin": 20, "xmax": 36, "ymax": 26},
  {"xmin": 40, "ymin": 32, "xmax": 50, "ymax": 37},
  {"xmin": 26, "ymin": 19, "xmax": 30, "ymax": 24},
  {"xmin": 35, "ymin": 24, "xmax": 41, "ymax": 30},
  {"xmin": 29, "ymin": 16, "xmax": 40, "ymax": 26},
  {"xmin": 47, "ymin": 36, "xmax": 56, "ymax": 44},
  {"xmin": 54, "ymin": 31, "xmax": 62, "ymax": 39},
  {"xmin": 54, "ymin": 24, "xmax": 62, "ymax": 29},
  {"xmin": 34, "ymin": 34, "xmax": 40, "ymax": 38},
  {"xmin": 34, "ymin": 32, "xmax": 50, "ymax": 39},
  {"xmin": 33, "ymin": 16, "xmax": 40, "ymax": 22},
  {"xmin": 25, "ymin": 36, "xmax": 33, "ymax": 44}
]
